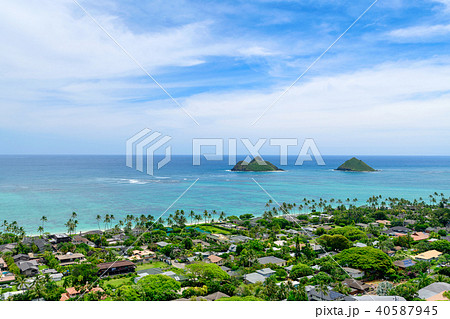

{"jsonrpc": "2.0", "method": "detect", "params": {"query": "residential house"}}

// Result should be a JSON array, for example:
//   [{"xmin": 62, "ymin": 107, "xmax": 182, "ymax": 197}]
[
  {"xmin": 97, "ymin": 260, "xmax": 136, "ymax": 276},
  {"xmin": 41, "ymin": 268, "xmax": 63, "ymax": 281},
  {"xmin": 192, "ymin": 239, "xmax": 210, "ymax": 248},
  {"xmin": 389, "ymin": 226, "xmax": 410, "ymax": 234},
  {"xmin": 286, "ymin": 229, "xmax": 300, "ymax": 235},
  {"xmin": 342, "ymin": 278, "xmax": 371, "ymax": 295},
  {"xmin": 60, "ymin": 286, "xmax": 104, "ymax": 301},
  {"xmin": 0, "ymin": 272, "xmax": 15, "ymax": 284},
  {"xmin": 257, "ymin": 256, "xmax": 287, "ymax": 267},
  {"xmin": 342, "ymin": 267, "xmax": 364, "ymax": 279},
  {"xmin": 207, "ymin": 255, "xmax": 224, "ymax": 266},
  {"xmin": 72, "ymin": 235, "xmax": 95, "ymax": 247},
  {"xmin": 42, "ymin": 268, "xmax": 58, "ymax": 275},
  {"xmin": 17, "ymin": 261, "xmax": 39, "ymax": 277},
  {"xmin": 13, "ymin": 254, "xmax": 30, "ymax": 263},
  {"xmin": 50, "ymin": 233, "xmax": 71, "ymax": 244},
  {"xmin": 418, "ymin": 282, "xmax": 450, "ymax": 300},
  {"xmin": 22, "ymin": 237, "xmax": 52, "ymax": 252},
  {"xmin": 244, "ymin": 272, "xmax": 267, "ymax": 284},
  {"xmin": 0, "ymin": 243, "xmax": 16, "ymax": 254},
  {"xmin": 156, "ymin": 241, "xmax": 170, "ymax": 248},
  {"xmin": 425, "ymin": 292, "xmax": 450, "ymax": 301},
  {"xmin": 393, "ymin": 259, "xmax": 416, "ymax": 269},
  {"xmin": 0, "ymin": 257, "xmax": 7, "ymax": 271},
  {"xmin": 308, "ymin": 288, "xmax": 345, "ymax": 301},
  {"xmin": 376, "ymin": 220, "xmax": 391, "ymax": 227},
  {"xmin": 55, "ymin": 253, "xmax": 86, "ymax": 266},
  {"xmin": 352, "ymin": 296, "xmax": 406, "ymax": 301},
  {"xmin": 274, "ymin": 240, "xmax": 287, "ymax": 247},
  {"xmin": 256, "ymin": 268, "xmax": 276, "ymax": 278},
  {"xmin": 128, "ymin": 249, "xmax": 155, "ymax": 262},
  {"xmin": 161, "ymin": 271, "xmax": 187, "ymax": 282},
  {"xmin": 207, "ymin": 234, "xmax": 229, "ymax": 243},
  {"xmin": 229, "ymin": 235, "xmax": 251, "ymax": 244},
  {"xmin": 411, "ymin": 232, "xmax": 430, "ymax": 241},
  {"xmin": 283, "ymin": 215, "xmax": 300, "ymax": 224},
  {"xmin": 227, "ymin": 244, "xmax": 237, "ymax": 253},
  {"xmin": 414, "ymin": 250, "xmax": 443, "ymax": 262},
  {"xmin": 310, "ymin": 244, "xmax": 323, "ymax": 252}
]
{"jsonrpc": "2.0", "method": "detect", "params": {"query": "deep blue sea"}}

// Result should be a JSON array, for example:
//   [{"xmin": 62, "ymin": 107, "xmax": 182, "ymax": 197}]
[{"xmin": 0, "ymin": 155, "xmax": 449, "ymax": 234}]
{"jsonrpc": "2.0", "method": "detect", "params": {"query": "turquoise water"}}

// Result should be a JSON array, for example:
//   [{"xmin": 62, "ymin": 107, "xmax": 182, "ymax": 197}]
[{"xmin": 0, "ymin": 155, "xmax": 449, "ymax": 234}]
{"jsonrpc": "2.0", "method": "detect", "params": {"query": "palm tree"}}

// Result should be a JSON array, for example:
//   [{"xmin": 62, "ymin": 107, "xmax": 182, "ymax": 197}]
[
  {"xmin": 40, "ymin": 216, "xmax": 47, "ymax": 233},
  {"xmin": 15, "ymin": 275, "xmax": 27, "ymax": 290},
  {"xmin": 37, "ymin": 226, "xmax": 44, "ymax": 236},
  {"xmin": 203, "ymin": 210, "xmax": 209, "ymax": 224},
  {"xmin": 104, "ymin": 214, "xmax": 111, "ymax": 230},
  {"xmin": 317, "ymin": 281, "xmax": 329, "ymax": 300},
  {"xmin": 195, "ymin": 214, "xmax": 202, "ymax": 225},
  {"xmin": 219, "ymin": 211, "xmax": 226, "ymax": 222},
  {"xmin": 1, "ymin": 220, "xmax": 8, "ymax": 233},
  {"xmin": 96, "ymin": 215, "xmax": 101, "ymax": 230},
  {"xmin": 71, "ymin": 212, "xmax": 77, "ymax": 219}
]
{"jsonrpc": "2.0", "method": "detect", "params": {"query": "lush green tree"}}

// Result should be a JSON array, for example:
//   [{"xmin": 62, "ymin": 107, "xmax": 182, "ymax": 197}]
[
  {"xmin": 66, "ymin": 263, "xmax": 99, "ymax": 286},
  {"xmin": 275, "ymin": 268, "xmax": 287, "ymax": 280},
  {"xmin": 309, "ymin": 272, "xmax": 333, "ymax": 286},
  {"xmin": 290, "ymin": 263, "xmax": 313, "ymax": 279},
  {"xmin": 181, "ymin": 285, "xmax": 208, "ymax": 298},
  {"xmin": 388, "ymin": 282, "xmax": 418, "ymax": 301},
  {"xmin": 182, "ymin": 237, "xmax": 193, "ymax": 250},
  {"xmin": 335, "ymin": 247, "xmax": 394, "ymax": 277},
  {"xmin": 430, "ymin": 240, "xmax": 450, "ymax": 253},
  {"xmin": 137, "ymin": 275, "xmax": 180, "ymax": 301},
  {"xmin": 239, "ymin": 214, "xmax": 254, "ymax": 220},
  {"xmin": 186, "ymin": 262, "xmax": 229, "ymax": 282},
  {"xmin": 318, "ymin": 234, "xmax": 352, "ymax": 251},
  {"xmin": 329, "ymin": 226, "xmax": 366, "ymax": 241},
  {"xmin": 113, "ymin": 285, "xmax": 142, "ymax": 301}
]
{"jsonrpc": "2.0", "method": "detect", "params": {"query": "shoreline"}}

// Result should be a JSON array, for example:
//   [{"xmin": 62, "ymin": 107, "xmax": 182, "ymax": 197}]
[{"xmin": 24, "ymin": 212, "xmax": 312, "ymax": 237}]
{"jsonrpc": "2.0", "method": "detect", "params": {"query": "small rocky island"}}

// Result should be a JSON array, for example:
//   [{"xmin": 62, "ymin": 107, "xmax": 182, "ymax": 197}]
[
  {"xmin": 231, "ymin": 157, "xmax": 283, "ymax": 172},
  {"xmin": 336, "ymin": 157, "xmax": 376, "ymax": 172}
]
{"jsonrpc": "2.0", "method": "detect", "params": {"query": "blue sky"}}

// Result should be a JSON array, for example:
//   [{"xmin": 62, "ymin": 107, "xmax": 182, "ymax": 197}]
[{"xmin": 1, "ymin": 0, "xmax": 450, "ymax": 155}]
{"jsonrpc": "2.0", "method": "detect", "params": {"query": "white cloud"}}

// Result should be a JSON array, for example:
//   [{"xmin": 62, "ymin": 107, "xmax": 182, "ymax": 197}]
[
  {"xmin": 0, "ymin": 0, "xmax": 278, "ymax": 80},
  {"xmin": 1, "ymin": 59, "xmax": 450, "ymax": 155},
  {"xmin": 388, "ymin": 24, "xmax": 450, "ymax": 41}
]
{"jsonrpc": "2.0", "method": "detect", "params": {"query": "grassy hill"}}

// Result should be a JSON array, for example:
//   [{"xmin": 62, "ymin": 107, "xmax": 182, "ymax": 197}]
[
  {"xmin": 231, "ymin": 157, "xmax": 282, "ymax": 172},
  {"xmin": 337, "ymin": 157, "xmax": 376, "ymax": 172}
]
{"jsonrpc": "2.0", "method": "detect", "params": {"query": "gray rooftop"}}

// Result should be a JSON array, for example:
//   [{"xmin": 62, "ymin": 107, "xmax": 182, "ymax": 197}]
[
  {"xmin": 257, "ymin": 256, "xmax": 286, "ymax": 265},
  {"xmin": 256, "ymin": 268, "xmax": 275, "ymax": 276},
  {"xmin": 418, "ymin": 282, "xmax": 450, "ymax": 300},
  {"xmin": 244, "ymin": 272, "xmax": 267, "ymax": 284}
]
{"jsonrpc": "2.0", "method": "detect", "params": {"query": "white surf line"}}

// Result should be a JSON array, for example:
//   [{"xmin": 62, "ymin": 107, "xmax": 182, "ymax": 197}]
[{"xmin": 77, "ymin": 178, "xmax": 199, "ymax": 300}]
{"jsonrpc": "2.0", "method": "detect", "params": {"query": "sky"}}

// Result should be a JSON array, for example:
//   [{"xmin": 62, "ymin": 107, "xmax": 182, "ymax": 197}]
[{"xmin": 1, "ymin": 0, "xmax": 450, "ymax": 155}]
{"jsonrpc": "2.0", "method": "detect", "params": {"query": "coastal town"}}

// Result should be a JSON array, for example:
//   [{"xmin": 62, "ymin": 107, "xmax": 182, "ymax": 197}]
[{"xmin": 1, "ymin": 194, "xmax": 449, "ymax": 301}]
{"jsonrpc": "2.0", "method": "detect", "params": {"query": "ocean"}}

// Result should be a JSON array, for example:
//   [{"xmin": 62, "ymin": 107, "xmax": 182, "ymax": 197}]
[{"xmin": 0, "ymin": 155, "xmax": 449, "ymax": 234}]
